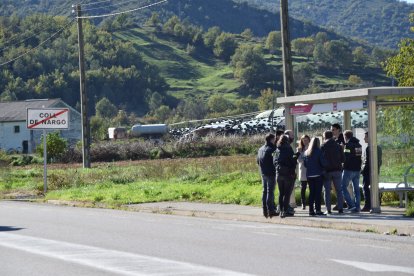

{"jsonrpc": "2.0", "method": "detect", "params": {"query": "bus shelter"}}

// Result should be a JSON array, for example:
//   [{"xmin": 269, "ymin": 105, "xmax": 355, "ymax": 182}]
[{"xmin": 277, "ymin": 87, "xmax": 414, "ymax": 213}]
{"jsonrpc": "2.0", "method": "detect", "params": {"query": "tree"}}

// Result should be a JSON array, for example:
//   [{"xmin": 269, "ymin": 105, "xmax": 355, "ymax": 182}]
[
  {"xmin": 113, "ymin": 110, "xmax": 129, "ymax": 126},
  {"xmin": 207, "ymin": 95, "xmax": 234, "ymax": 114},
  {"xmin": 384, "ymin": 36, "xmax": 414, "ymax": 143},
  {"xmin": 203, "ymin": 26, "xmax": 221, "ymax": 49},
  {"xmin": 145, "ymin": 12, "xmax": 160, "ymax": 28},
  {"xmin": 348, "ymin": 75, "xmax": 363, "ymax": 86},
  {"xmin": 148, "ymin": 92, "xmax": 164, "ymax": 112},
  {"xmin": 313, "ymin": 43, "xmax": 327, "ymax": 66},
  {"xmin": 265, "ymin": 31, "xmax": 281, "ymax": 54},
  {"xmin": 163, "ymin": 16, "xmax": 180, "ymax": 35},
  {"xmin": 324, "ymin": 40, "xmax": 353, "ymax": 69},
  {"xmin": 241, "ymin": 28, "xmax": 253, "ymax": 40},
  {"xmin": 235, "ymin": 98, "xmax": 258, "ymax": 114},
  {"xmin": 353, "ymin": 46, "xmax": 368, "ymax": 66},
  {"xmin": 231, "ymin": 44, "xmax": 267, "ymax": 87},
  {"xmin": 315, "ymin": 32, "xmax": 328, "ymax": 45},
  {"xmin": 258, "ymin": 88, "xmax": 276, "ymax": 111},
  {"xmin": 292, "ymin": 37, "xmax": 315, "ymax": 59},
  {"xmin": 213, "ymin": 32, "xmax": 238, "ymax": 61},
  {"xmin": 153, "ymin": 105, "xmax": 171, "ymax": 122},
  {"xmin": 294, "ymin": 63, "xmax": 315, "ymax": 90},
  {"xmin": 95, "ymin": 97, "xmax": 117, "ymax": 119}
]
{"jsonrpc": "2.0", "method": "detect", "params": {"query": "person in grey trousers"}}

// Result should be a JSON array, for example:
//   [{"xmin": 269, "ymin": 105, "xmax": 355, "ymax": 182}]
[{"xmin": 321, "ymin": 130, "xmax": 345, "ymax": 214}]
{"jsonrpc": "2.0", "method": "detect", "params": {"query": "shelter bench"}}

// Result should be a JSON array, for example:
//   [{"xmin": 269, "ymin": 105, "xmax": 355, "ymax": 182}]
[{"xmin": 379, "ymin": 164, "xmax": 414, "ymax": 208}]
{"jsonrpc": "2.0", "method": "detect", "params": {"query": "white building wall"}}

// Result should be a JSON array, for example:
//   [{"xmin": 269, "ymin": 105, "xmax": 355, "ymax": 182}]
[
  {"xmin": 0, "ymin": 121, "xmax": 31, "ymax": 153},
  {"xmin": 0, "ymin": 106, "xmax": 81, "ymax": 153}
]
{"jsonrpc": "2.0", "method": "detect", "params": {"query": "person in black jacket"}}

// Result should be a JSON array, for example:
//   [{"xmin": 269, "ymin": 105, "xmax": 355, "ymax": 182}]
[
  {"xmin": 257, "ymin": 133, "xmax": 278, "ymax": 218},
  {"xmin": 331, "ymin": 123, "xmax": 345, "ymax": 146},
  {"xmin": 275, "ymin": 134, "xmax": 300, "ymax": 218},
  {"xmin": 321, "ymin": 130, "xmax": 345, "ymax": 214},
  {"xmin": 361, "ymin": 131, "xmax": 382, "ymax": 212},
  {"xmin": 341, "ymin": 130, "xmax": 363, "ymax": 213}
]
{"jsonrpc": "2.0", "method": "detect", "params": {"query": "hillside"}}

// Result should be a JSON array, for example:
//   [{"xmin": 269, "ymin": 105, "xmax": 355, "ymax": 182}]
[
  {"xmin": 114, "ymin": 26, "xmax": 390, "ymax": 101},
  {"xmin": 244, "ymin": 0, "xmax": 414, "ymax": 48},
  {"xmin": 0, "ymin": 0, "xmax": 346, "ymax": 41}
]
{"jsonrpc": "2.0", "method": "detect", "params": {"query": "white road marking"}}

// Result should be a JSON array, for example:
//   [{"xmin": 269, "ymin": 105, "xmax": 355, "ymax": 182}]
[
  {"xmin": 301, "ymin": 238, "xmax": 331, "ymax": 242},
  {"xmin": 332, "ymin": 259, "xmax": 414, "ymax": 274},
  {"xmin": 0, "ymin": 233, "xmax": 253, "ymax": 276},
  {"xmin": 253, "ymin": 232, "xmax": 281, "ymax": 237},
  {"xmin": 356, "ymin": 244, "xmax": 392, "ymax": 250}
]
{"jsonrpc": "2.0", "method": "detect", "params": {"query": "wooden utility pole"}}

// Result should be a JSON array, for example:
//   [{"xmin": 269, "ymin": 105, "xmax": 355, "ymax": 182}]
[
  {"xmin": 74, "ymin": 4, "xmax": 91, "ymax": 169},
  {"xmin": 280, "ymin": 0, "xmax": 294, "ymax": 97},
  {"xmin": 280, "ymin": 0, "xmax": 294, "ymax": 131}
]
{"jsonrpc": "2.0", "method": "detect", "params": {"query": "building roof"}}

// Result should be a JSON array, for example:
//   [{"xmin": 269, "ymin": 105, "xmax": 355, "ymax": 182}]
[
  {"xmin": 0, "ymin": 99, "xmax": 64, "ymax": 122},
  {"xmin": 276, "ymin": 87, "xmax": 414, "ymax": 105}
]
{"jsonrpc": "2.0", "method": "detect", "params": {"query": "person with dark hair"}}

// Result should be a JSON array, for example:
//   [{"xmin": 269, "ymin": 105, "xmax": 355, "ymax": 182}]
[
  {"xmin": 342, "ymin": 130, "xmax": 363, "ymax": 213},
  {"xmin": 321, "ymin": 130, "xmax": 345, "ymax": 214},
  {"xmin": 304, "ymin": 137, "xmax": 328, "ymax": 216},
  {"xmin": 331, "ymin": 123, "xmax": 345, "ymax": 146},
  {"xmin": 276, "ymin": 129, "xmax": 285, "ymax": 141},
  {"xmin": 297, "ymin": 135, "xmax": 311, "ymax": 210},
  {"xmin": 361, "ymin": 131, "xmax": 383, "ymax": 212},
  {"xmin": 257, "ymin": 133, "xmax": 278, "ymax": 218},
  {"xmin": 274, "ymin": 132, "xmax": 300, "ymax": 218},
  {"xmin": 331, "ymin": 123, "xmax": 348, "ymax": 210}
]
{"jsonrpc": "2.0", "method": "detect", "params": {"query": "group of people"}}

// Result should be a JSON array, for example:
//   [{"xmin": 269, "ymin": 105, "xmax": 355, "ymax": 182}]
[{"xmin": 257, "ymin": 124, "xmax": 382, "ymax": 218}]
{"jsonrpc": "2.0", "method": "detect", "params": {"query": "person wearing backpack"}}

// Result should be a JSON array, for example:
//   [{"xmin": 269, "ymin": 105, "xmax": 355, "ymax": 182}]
[{"xmin": 304, "ymin": 137, "xmax": 328, "ymax": 216}]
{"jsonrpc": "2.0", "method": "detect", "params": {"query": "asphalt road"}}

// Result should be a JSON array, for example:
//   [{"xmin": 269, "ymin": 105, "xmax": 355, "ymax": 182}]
[{"xmin": 0, "ymin": 201, "xmax": 413, "ymax": 276}]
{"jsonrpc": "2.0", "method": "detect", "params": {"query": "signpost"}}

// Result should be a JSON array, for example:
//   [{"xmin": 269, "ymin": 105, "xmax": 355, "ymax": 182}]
[{"xmin": 27, "ymin": 108, "xmax": 69, "ymax": 193}]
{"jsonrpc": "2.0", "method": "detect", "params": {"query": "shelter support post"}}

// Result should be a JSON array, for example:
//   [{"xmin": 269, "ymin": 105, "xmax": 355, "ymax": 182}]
[
  {"xmin": 284, "ymin": 105, "xmax": 297, "ymax": 207},
  {"xmin": 343, "ymin": 110, "xmax": 351, "ymax": 130},
  {"xmin": 368, "ymin": 97, "xmax": 381, "ymax": 213}
]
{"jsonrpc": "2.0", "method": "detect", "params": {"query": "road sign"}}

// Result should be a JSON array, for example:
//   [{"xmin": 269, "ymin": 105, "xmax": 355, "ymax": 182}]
[{"xmin": 27, "ymin": 108, "xmax": 69, "ymax": 130}]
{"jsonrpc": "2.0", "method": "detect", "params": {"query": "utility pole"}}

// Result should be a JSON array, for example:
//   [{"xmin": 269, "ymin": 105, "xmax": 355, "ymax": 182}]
[
  {"xmin": 280, "ymin": 0, "xmax": 294, "ymax": 98},
  {"xmin": 280, "ymin": 0, "xmax": 294, "ymax": 131},
  {"xmin": 280, "ymin": 0, "xmax": 296, "ymax": 208},
  {"xmin": 74, "ymin": 4, "xmax": 91, "ymax": 169}
]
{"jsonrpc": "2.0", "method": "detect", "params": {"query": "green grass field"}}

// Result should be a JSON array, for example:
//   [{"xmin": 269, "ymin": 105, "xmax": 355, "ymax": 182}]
[{"xmin": 1, "ymin": 150, "xmax": 412, "ymax": 209}]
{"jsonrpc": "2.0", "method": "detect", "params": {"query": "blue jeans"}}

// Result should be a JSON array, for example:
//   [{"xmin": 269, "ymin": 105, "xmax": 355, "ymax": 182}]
[
  {"xmin": 323, "ymin": 171, "xmax": 343, "ymax": 212},
  {"xmin": 262, "ymin": 175, "xmax": 276, "ymax": 214},
  {"xmin": 341, "ymin": 170, "xmax": 361, "ymax": 211}
]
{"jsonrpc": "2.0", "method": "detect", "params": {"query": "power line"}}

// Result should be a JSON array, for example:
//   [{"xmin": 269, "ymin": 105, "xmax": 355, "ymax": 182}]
[
  {"xmin": 0, "ymin": 23, "xmax": 61, "ymax": 53},
  {"xmin": 82, "ymin": 0, "xmax": 142, "ymax": 11},
  {"xmin": 77, "ymin": 0, "xmax": 168, "ymax": 19},
  {"xmin": 0, "ymin": 19, "xmax": 75, "ymax": 67}
]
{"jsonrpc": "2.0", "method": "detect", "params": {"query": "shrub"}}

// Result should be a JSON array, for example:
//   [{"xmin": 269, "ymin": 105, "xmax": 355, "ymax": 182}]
[
  {"xmin": 37, "ymin": 132, "xmax": 68, "ymax": 162},
  {"xmin": 406, "ymin": 202, "xmax": 414, "ymax": 217}
]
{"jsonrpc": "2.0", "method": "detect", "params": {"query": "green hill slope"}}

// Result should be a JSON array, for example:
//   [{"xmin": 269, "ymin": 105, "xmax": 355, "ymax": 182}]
[
  {"xmin": 114, "ymin": 26, "xmax": 390, "ymax": 102},
  {"xmin": 114, "ymin": 28, "xmax": 241, "ymax": 101}
]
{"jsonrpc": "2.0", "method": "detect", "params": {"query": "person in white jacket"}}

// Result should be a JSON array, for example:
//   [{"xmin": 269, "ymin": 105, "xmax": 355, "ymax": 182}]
[{"xmin": 297, "ymin": 135, "xmax": 310, "ymax": 210}]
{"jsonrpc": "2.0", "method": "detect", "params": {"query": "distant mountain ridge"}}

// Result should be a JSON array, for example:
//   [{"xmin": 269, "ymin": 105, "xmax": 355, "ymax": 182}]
[
  {"xmin": 0, "ymin": 0, "xmax": 357, "ymax": 42},
  {"xmin": 243, "ymin": 0, "xmax": 414, "ymax": 48}
]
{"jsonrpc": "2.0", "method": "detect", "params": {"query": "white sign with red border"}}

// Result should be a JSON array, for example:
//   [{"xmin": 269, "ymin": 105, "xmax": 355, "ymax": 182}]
[
  {"xmin": 27, "ymin": 108, "xmax": 69, "ymax": 130},
  {"xmin": 290, "ymin": 100, "xmax": 368, "ymax": 115}
]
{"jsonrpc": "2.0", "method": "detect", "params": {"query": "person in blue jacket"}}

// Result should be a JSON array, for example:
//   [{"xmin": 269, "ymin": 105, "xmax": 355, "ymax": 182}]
[{"xmin": 304, "ymin": 137, "xmax": 328, "ymax": 216}]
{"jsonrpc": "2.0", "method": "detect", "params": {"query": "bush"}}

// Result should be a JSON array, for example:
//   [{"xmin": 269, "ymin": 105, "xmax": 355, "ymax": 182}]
[
  {"xmin": 406, "ymin": 203, "xmax": 414, "ymax": 217},
  {"xmin": 37, "ymin": 132, "xmax": 68, "ymax": 162}
]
